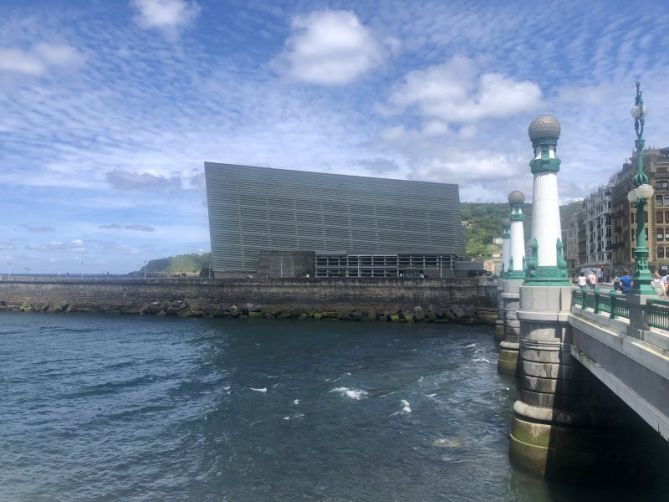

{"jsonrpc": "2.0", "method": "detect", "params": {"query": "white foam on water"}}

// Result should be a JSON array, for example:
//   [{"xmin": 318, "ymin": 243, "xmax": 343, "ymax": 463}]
[
  {"xmin": 293, "ymin": 399, "xmax": 300, "ymax": 405},
  {"xmin": 401, "ymin": 400, "xmax": 412, "ymax": 413},
  {"xmin": 330, "ymin": 387, "xmax": 368, "ymax": 400},
  {"xmin": 426, "ymin": 393, "xmax": 437, "ymax": 398},
  {"xmin": 472, "ymin": 357, "xmax": 491, "ymax": 364},
  {"xmin": 283, "ymin": 412, "xmax": 305, "ymax": 421},
  {"xmin": 250, "ymin": 387, "xmax": 267, "ymax": 393},
  {"xmin": 464, "ymin": 343, "xmax": 477, "ymax": 348},
  {"xmin": 432, "ymin": 437, "xmax": 464, "ymax": 448}
]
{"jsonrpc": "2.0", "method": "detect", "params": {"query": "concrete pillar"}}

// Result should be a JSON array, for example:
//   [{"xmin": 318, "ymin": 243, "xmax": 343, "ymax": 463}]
[
  {"xmin": 502, "ymin": 218, "xmax": 511, "ymax": 277},
  {"xmin": 498, "ymin": 191, "xmax": 527, "ymax": 374},
  {"xmin": 495, "ymin": 281, "xmax": 505, "ymax": 342},
  {"xmin": 498, "ymin": 278, "xmax": 523, "ymax": 374},
  {"xmin": 496, "ymin": 218, "xmax": 512, "ymax": 342}
]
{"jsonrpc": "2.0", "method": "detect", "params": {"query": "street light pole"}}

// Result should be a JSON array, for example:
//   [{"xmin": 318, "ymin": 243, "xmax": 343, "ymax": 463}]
[{"xmin": 629, "ymin": 81, "xmax": 655, "ymax": 294}]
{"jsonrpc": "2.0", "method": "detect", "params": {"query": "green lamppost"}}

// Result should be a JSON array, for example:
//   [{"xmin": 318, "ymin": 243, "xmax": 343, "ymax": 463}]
[{"xmin": 627, "ymin": 81, "xmax": 655, "ymax": 294}]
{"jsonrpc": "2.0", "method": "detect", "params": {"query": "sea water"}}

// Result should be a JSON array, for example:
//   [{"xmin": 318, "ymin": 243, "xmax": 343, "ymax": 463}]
[{"xmin": 1, "ymin": 312, "xmax": 666, "ymax": 501}]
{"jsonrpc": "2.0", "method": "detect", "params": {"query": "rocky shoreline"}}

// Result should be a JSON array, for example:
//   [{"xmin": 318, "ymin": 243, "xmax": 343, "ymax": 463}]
[{"xmin": 0, "ymin": 299, "xmax": 497, "ymax": 325}]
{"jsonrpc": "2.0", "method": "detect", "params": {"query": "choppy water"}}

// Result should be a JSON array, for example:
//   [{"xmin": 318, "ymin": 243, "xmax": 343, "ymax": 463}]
[{"xmin": 0, "ymin": 312, "xmax": 665, "ymax": 501}]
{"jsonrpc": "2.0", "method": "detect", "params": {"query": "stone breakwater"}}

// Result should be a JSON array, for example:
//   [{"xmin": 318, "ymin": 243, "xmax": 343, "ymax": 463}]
[{"xmin": 0, "ymin": 277, "xmax": 498, "ymax": 324}]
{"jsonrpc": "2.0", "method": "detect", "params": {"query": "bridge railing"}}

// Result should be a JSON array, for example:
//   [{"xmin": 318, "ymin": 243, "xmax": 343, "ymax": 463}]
[
  {"xmin": 572, "ymin": 288, "xmax": 629, "ymax": 320},
  {"xmin": 646, "ymin": 298, "xmax": 669, "ymax": 331}
]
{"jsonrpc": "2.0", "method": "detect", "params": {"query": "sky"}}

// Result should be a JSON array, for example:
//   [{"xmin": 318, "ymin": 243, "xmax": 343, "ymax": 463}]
[{"xmin": 2, "ymin": 0, "xmax": 669, "ymax": 274}]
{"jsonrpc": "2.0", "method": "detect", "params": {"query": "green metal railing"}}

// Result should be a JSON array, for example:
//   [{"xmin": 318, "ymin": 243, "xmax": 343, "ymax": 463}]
[
  {"xmin": 572, "ymin": 287, "xmax": 630, "ymax": 320},
  {"xmin": 646, "ymin": 299, "xmax": 669, "ymax": 331},
  {"xmin": 583, "ymin": 290, "xmax": 595, "ymax": 310},
  {"xmin": 611, "ymin": 293, "xmax": 630, "ymax": 319}
]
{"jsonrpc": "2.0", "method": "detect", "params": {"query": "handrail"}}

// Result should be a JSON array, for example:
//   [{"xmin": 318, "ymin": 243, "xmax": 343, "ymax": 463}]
[
  {"xmin": 572, "ymin": 287, "xmax": 630, "ymax": 320},
  {"xmin": 646, "ymin": 298, "xmax": 669, "ymax": 331}
]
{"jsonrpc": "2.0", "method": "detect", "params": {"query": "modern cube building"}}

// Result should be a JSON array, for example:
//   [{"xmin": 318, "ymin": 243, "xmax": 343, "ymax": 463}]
[{"xmin": 204, "ymin": 163, "xmax": 466, "ymax": 278}]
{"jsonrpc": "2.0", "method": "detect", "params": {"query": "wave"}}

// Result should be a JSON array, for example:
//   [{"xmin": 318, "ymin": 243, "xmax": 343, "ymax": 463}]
[
  {"xmin": 250, "ymin": 387, "xmax": 267, "ymax": 393},
  {"xmin": 282, "ymin": 412, "xmax": 305, "ymax": 421},
  {"xmin": 330, "ymin": 387, "xmax": 368, "ymax": 400}
]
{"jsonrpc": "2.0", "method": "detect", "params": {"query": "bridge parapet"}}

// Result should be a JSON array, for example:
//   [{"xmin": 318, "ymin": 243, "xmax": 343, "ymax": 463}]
[
  {"xmin": 570, "ymin": 289, "xmax": 669, "ymax": 441},
  {"xmin": 572, "ymin": 287, "xmax": 669, "ymax": 354}
]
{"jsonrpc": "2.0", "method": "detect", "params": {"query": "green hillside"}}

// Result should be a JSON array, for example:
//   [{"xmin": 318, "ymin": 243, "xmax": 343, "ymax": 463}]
[
  {"xmin": 462, "ymin": 200, "xmax": 582, "ymax": 260},
  {"xmin": 138, "ymin": 253, "xmax": 211, "ymax": 277}
]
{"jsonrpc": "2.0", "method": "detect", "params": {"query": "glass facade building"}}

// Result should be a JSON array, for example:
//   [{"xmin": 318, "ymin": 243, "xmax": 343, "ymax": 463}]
[{"xmin": 204, "ymin": 162, "xmax": 465, "ymax": 276}]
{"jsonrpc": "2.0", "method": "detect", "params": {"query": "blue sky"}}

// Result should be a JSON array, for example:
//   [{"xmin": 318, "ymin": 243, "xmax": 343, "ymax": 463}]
[{"xmin": 2, "ymin": 0, "xmax": 669, "ymax": 274}]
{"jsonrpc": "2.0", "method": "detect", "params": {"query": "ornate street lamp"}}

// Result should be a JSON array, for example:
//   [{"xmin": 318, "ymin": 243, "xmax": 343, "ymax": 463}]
[{"xmin": 628, "ymin": 81, "xmax": 654, "ymax": 294}]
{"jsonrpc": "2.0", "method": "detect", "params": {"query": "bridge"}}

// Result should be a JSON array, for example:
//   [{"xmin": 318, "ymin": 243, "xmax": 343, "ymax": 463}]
[
  {"xmin": 505, "ymin": 282, "xmax": 669, "ymax": 479},
  {"xmin": 570, "ymin": 288, "xmax": 669, "ymax": 440}
]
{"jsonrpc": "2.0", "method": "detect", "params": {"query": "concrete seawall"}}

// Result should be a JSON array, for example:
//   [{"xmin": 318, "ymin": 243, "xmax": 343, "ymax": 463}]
[{"xmin": 0, "ymin": 277, "xmax": 497, "ymax": 322}]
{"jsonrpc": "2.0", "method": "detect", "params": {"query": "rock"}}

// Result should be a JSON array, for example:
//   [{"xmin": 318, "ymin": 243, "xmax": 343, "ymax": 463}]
[
  {"xmin": 428, "ymin": 304, "xmax": 445, "ymax": 316},
  {"xmin": 248, "ymin": 311, "xmax": 265, "ymax": 319},
  {"xmin": 450, "ymin": 305, "xmax": 467, "ymax": 319}
]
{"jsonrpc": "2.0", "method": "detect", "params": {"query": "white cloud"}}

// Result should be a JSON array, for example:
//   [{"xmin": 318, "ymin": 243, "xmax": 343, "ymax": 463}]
[
  {"xmin": 132, "ymin": 0, "xmax": 200, "ymax": 33},
  {"xmin": 0, "ymin": 43, "xmax": 81, "ymax": 76},
  {"xmin": 272, "ymin": 10, "xmax": 395, "ymax": 85},
  {"xmin": 27, "ymin": 239, "xmax": 86, "ymax": 253},
  {"xmin": 388, "ymin": 56, "xmax": 542, "ymax": 122}
]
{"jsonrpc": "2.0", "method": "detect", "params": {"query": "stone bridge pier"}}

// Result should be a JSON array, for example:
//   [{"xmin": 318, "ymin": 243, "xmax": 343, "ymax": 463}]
[{"xmin": 498, "ymin": 279, "xmax": 522, "ymax": 374}]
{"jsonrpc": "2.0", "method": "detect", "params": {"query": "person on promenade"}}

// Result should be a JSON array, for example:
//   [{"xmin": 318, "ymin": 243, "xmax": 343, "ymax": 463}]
[
  {"xmin": 577, "ymin": 272, "xmax": 587, "ymax": 289},
  {"xmin": 619, "ymin": 271, "xmax": 633, "ymax": 293},
  {"xmin": 653, "ymin": 272, "xmax": 663, "ymax": 295},
  {"xmin": 662, "ymin": 273, "xmax": 669, "ymax": 297},
  {"xmin": 586, "ymin": 270, "xmax": 597, "ymax": 290}
]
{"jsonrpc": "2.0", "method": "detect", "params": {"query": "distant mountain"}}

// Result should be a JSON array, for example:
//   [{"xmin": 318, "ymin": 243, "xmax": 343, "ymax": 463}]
[{"xmin": 134, "ymin": 253, "xmax": 211, "ymax": 277}]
